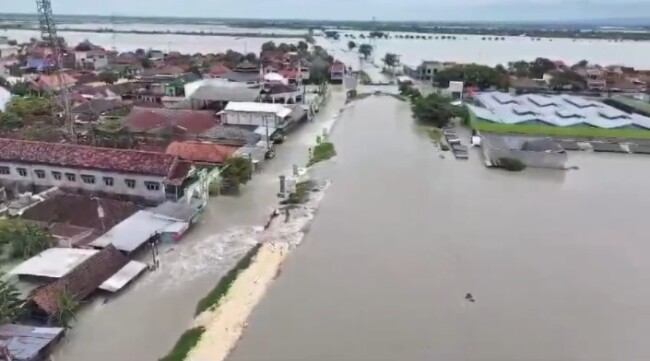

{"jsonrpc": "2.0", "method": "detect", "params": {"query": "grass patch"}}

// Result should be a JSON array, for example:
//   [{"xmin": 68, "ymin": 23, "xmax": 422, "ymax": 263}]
[
  {"xmin": 471, "ymin": 112, "xmax": 650, "ymax": 140},
  {"xmin": 158, "ymin": 326, "xmax": 205, "ymax": 361},
  {"xmin": 307, "ymin": 142, "xmax": 336, "ymax": 167},
  {"xmin": 281, "ymin": 180, "xmax": 316, "ymax": 205},
  {"xmin": 195, "ymin": 243, "xmax": 262, "ymax": 316}
]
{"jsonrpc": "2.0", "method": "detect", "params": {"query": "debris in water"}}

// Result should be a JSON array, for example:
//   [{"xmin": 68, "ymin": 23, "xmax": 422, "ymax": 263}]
[{"xmin": 465, "ymin": 293, "xmax": 475, "ymax": 303}]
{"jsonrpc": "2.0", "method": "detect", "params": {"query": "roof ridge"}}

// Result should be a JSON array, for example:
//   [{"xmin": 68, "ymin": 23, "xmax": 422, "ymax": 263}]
[{"xmin": 0, "ymin": 137, "xmax": 172, "ymax": 157}]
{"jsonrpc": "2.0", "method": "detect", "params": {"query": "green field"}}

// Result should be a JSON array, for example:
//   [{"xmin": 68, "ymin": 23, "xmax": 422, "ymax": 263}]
[{"xmin": 469, "ymin": 110, "xmax": 650, "ymax": 140}]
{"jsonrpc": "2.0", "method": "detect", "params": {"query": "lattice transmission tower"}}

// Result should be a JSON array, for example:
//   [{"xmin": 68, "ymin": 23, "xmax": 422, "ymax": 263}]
[{"xmin": 35, "ymin": 0, "xmax": 74, "ymax": 140}]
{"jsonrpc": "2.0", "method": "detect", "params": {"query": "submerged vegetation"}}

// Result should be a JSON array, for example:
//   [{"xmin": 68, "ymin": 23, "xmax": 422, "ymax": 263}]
[
  {"xmin": 158, "ymin": 326, "xmax": 206, "ymax": 361},
  {"xmin": 495, "ymin": 157, "xmax": 527, "ymax": 172},
  {"xmin": 195, "ymin": 243, "xmax": 262, "ymax": 316},
  {"xmin": 307, "ymin": 142, "xmax": 337, "ymax": 167},
  {"xmin": 282, "ymin": 180, "xmax": 317, "ymax": 205}
]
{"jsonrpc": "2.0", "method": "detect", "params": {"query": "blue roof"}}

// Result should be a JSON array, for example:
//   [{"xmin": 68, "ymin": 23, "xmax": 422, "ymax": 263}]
[{"xmin": 471, "ymin": 92, "xmax": 650, "ymax": 129}]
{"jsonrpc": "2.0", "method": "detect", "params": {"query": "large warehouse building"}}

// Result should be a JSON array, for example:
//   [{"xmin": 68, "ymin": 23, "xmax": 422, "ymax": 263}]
[{"xmin": 468, "ymin": 92, "xmax": 650, "ymax": 129}]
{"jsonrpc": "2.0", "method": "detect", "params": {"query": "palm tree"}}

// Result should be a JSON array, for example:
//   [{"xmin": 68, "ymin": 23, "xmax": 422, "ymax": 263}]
[
  {"xmin": 55, "ymin": 288, "xmax": 80, "ymax": 329},
  {"xmin": 358, "ymin": 44, "xmax": 373, "ymax": 60}
]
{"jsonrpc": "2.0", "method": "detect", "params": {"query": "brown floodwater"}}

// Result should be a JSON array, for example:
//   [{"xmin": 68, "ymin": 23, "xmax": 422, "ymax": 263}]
[
  {"xmin": 227, "ymin": 92, "xmax": 650, "ymax": 361},
  {"xmin": 51, "ymin": 89, "xmax": 347, "ymax": 361}
]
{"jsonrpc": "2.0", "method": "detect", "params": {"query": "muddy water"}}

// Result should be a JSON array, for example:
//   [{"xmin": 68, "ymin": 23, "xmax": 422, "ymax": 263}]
[
  {"xmin": 51, "ymin": 88, "xmax": 347, "ymax": 361},
  {"xmin": 228, "ymin": 92, "xmax": 650, "ymax": 361}
]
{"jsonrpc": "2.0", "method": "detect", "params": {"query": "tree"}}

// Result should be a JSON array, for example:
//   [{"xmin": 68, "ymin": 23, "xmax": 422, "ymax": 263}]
[
  {"xmin": 508, "ymin": 60, "xmax": 530, "ymax": 77},
  {"xmin": 0, "ymin": 76, "xmax": 8, "ymax": 88},
  {"xmin": 261, "ymin": 41, "xmax": 277, "ymax": 52},
  {"xmin": 0, "ymin": 275, "xmax": 22, "ymax": 323},
  {"xmin": 221, "ymin": 157, "xmax": 253, "ymax": 193},
  {"xmin": 9, "ymin": 81, "xmax": 32, "ymax": 97},
  {"xmin": 99, "ymin": 71, "xmax": 119, "ymax": 85},
  {"xmin": 244, "ymin": 53, "xmax": 258, "ymax": 63},
  {"xmin": 382, "ymin": 53, "xmax": 398, "ymax": 68},
  {"xmin": 5, "ymin": 97, "xmax": 52, "ymax": 118},
  {"xmin": 74, "ymin": 40, "xmax": 93, "ymax": 51},
  {"xmin": 54, "ymin": 288, "xmax": 80, "ymax": 329},
  {"xmin": 297, "ymin": 41, "xmax": 309, "ymax": 52},
  {"xmin": 135, "ymin": 48, "xmax": 146, "ymax": 57},
  {"xmin": 277, "ymin": 43, "xmax": 291, "ymax": 52},
  {"xmin": 141, "ymin": 58, "xmax": 153, "ymax": 69},
  {"xmin": 411, "ymin": 93, "xmax": 456, "ymax": 128},
  {"xmin": 434, "ymin": 65, "xmax": 508, "ymax": 90},
  {"xmin": 289, "ymin": 44, "xmax": 297, "ymax": 52},
  {"xmin": 573, "ymin": 59, "xmax": 589, "ymax": 69},
  {"xmin": 549, "ymin": 70, "xmax": 586, "ymax": 91},
  {"xmin": 347, "ymin": 41, "xmax": 356, "ymax": 51},
  {"xmin": 0, "ymin": 112, "xmax": 22, "ymax": 130},
  {"xmin": 309, "ymin": 56, "xmax": 330, "ymax": 83},
  {"xmin": 0, "ymin": 219, "xmax": 54, "ymax": 259},
  {"xmin": 358, "ymin": 43, "xmax": 373, "ymax": 59},
  {"xmin": 528, "ymin": 57, "xmax": 556, "ymax": 78}
]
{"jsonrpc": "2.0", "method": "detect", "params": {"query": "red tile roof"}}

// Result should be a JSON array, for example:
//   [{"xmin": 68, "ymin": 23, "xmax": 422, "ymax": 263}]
[
  {"xmin": 32, "ymin": 73, "xmax": 77, "ymax": 90},
  {"xmin": 30, "ymin": 245, "xmax": 128, "ymax": 316},
  {"xmin": 278, "ymin": 68, "xmax": 300, "ymax": 80},
  {"xmin": 0, "ymin": 138, "xmax": 179, "ymax": 177},
  {"xmin": 124, "ymin": 107, "xmax": 218, "ymax": 134},
  {"xmin": 124, "ymin": 110, "xmax": 169, "ymax": 132},
  {"xmin": 209, "ymin": 63, "xmax": 232, "ymax": 76},
  {"xmin": 166, "ymin": 141, "xmax": 238, "ymax": 164}
]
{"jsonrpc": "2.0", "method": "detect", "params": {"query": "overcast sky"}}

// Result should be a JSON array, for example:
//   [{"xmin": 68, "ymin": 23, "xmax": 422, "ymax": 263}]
[{"xmin": 1, "ymin": 0, "xmax": 649, "ymax": 21}]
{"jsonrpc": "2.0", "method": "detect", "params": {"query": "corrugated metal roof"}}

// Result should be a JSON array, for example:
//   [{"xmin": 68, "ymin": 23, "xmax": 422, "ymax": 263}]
[
  {"xmin": 225, "ymin": 102, "xmax": 294, "ymax": 117},
  {"xmin": 472, "ymin": 92, "xmax": 650, "ymax": 129},
  {"xmin": 0, "ymin": 324, "xmax": 63, "ymax": 361}
]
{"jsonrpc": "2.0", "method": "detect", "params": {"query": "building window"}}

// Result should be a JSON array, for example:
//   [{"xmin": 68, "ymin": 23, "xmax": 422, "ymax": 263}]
[
  {"xmin": 17, "ymin": 168, "xmax": 27, "ymax": 177},
  {"xmin": 52, "ymin": 171, "xmax": 62, "ymax": 180},
  {"xmin": 103, "ymin": 177, "xmax": 114, "ymax": 186},
  {"xmin": 81, "ymin": 174, "xmax": 96, "ymax": 184},
  {"xmin": 0, "ymin": 166, "xmax": 9, "ymax": 175},
  {"xmin": 34, "ymin": 170, "xmax": 46, "ymax": 179},
  {"xmin": 125, "ymin": 179, "xmax": 136, "ymax": 188},
  {"xmin": 145, "ymin": 181, "xmax": 160, "ymax": 191},
  {"xmin": 65, "ymin": 173, "xmax": 76, "ymax": 182}
]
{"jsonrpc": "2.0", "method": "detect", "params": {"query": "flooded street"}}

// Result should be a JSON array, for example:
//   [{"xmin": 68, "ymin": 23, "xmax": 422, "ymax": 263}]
[
  {"xmin": 227, "ymin": 90, "xmax": 650, "ymax": 361},
  {"xmin": 52, "ymin": 89, "xmax": 347, "ymax": 361}
]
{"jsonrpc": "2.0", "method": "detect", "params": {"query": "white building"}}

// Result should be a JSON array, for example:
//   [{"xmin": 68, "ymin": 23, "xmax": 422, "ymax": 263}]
[
  {"xmin": 0, "ymin": 139, "xmax": 193, "ymax": 203},
  {"xmin": 0, "ymin": 44, "xmax": 18, "ymax": 58},
  {"xmin": 223, "ymin": 102, "xmax": 294, "ymax": 129}
]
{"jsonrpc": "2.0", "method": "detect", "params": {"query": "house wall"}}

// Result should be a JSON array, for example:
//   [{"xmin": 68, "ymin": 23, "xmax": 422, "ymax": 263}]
[
  {"xmin": 0, "ymin": 162, "xmax": 167, "ymax": 201},
  {"xmin": 224, "ymin": 110, "xmax": 286, "ymax": 128},
  {"xmin": 482, "ymin": 145, "xmax": 568, "ymax": 169}
]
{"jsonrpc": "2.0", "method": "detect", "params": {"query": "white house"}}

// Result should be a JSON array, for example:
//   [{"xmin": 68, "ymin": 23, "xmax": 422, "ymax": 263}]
[
  {"xmin": 223, "ymin": 102, "xmax": 294, "ymax": 129},
  {"xmin": 0, "ymin": 139, "xmax": 193, "ymax": 203},
  {"xmin": 0, "ymin": 44, "xmax": 18, "ymax": 58}
]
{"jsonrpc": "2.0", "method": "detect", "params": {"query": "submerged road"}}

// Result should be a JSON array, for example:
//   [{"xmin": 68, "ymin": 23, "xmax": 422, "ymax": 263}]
[{"xmin": 228, "ymin": 90, "xmax": 650, "ymax": 361}]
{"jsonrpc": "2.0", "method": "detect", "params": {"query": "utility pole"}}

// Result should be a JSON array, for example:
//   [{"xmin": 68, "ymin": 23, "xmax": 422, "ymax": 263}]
[{"xmin": 36, "ymin": 0, "xmax": 74, "ymax": 141}]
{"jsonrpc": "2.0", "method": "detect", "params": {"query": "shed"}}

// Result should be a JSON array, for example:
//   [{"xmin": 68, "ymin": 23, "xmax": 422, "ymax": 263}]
[
  {"xmin": 89, "ymin": 210, "xmax": 189, "ymax": 253},
  {"xmin": 0, "ymin": 324, "xmax": 64, "ymax": 361}
]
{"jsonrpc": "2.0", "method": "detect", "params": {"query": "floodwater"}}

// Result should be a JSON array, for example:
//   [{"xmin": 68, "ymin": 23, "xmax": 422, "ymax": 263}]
[
  {"xmin": 3, "ymin": 23, "xmax": 650, "ymax": 68},
  {"xmin": 51, "ymin": 88, "xmax": 347, "ymax": 361},
  {"xmin": 227, "ymin": 90, "xmax": 650, "ymax": 361}
]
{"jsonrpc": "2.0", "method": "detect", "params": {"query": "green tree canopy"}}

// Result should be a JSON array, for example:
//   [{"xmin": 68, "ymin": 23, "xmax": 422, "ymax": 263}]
[
  {"xmin": 262, "ymin": 41, "xmax": 277, "ymax": 52},
  {"xmin": 297, "ymin": 41, "xmax": 309, "ymax": 52},
  {"xmin": 358, "ymin": 44, "xmax": 373, "ymax": 59},
  {"xmin": 99, "ymin": 71, "xmax": 119, "ymax": 85},
  {"xmin": 434, "ymin": 65, "xmax": 508, "ymax": 90},
  {"xmin": 5, "ymin": 96, "xmax": 52, "ymax": 118},
  {"xmin": 277, "ymin": 43, "xmax": 291, "ymax": 52},
  {"xmin": 221, "ymin": 157, "xmax": 253, "ymax": 193},
  {"xmin": 411, "ymin": 93, "xmax": 456, "ymax": 128},
  {"xmin": 0, "ymin": 219, "xmax": 54, "ymax": 260},
  {"xmin": 347, "ymin": 41, "xmax": 356, "ymax": 50},
  {"xmin": 382, "ymin": 53, "xmax": 398, "ymax": 68}
]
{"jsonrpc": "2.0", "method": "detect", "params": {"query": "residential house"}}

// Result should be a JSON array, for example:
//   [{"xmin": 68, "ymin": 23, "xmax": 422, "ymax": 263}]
[
  {"xmin": 278, "ymin": 68, "xmax": 302, "ymax": 84},
  {"xmin": 481, "ymin": 134, "xmax": 568, "ymax": 169},
  {"xmin": 180, "ymin": 79, "xmax": 261, "ymax": 111},
  {"xmin": 166, "ymin": 141, "xmax": 238, "ymax": 165},
  {"xmin": 31, "ymin": 73, "xmax": 77, "ymax": 92},
  {"xmin": 28, "ymin": 245, "xmax": 129, "ymax": 319},
  {"xmin": 70, "ymin": 98, "xmax": 126, "ymax": 122},
  {"xmin": 0, "ymin": 324, "xmax": 64, "ymax": 361},
  {"xmin": 223, "ymin": 61, "xmax": 262, "ymax": 85},
  {"xmin": 0, "ymin": 44, "xmax": 18, "ymax": 58},
  {"xmin": 575, "ymin": 65, "xmax": 607, "ymax": 91},
  {"xmin": 330, "ymin": 60, "xmax": 346, "ymax": 82},
  {"xmin": 222, "ymin": 102, "xmax": 302, "ymax": 131},
  {"xmin": 261, "ymin": 83, "xmax": 303, "ymax": 104},
  {"xmin": 0, "ymin": 55, "xmax": 19, "ymax": 76},
  {"xmin": 403, "ymin": 60, "xmax": 452, "ymax": 82},
  {"xmin": 123, "ymin": 107, "xmax": 219, "ymax": 137},
  {"xmin": 0, "ymin": 139, "xmax": 193, "ymax": 202},
  {"xmin": 149, "ymin": 49, "xmax": 165, "ymax": 59},
  {"xmin": 75, "ymin": 49, "xmax": 109, "ymax": 70},
  {"xmin": 208, "ymin": 63, "xmax": 231, "ymax": 79}
]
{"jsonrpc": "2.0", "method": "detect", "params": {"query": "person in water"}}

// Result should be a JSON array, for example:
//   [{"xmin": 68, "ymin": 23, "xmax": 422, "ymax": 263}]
[{"xmin": 264, "ymin": 209, "xmax": 280, "ymax": 230}]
